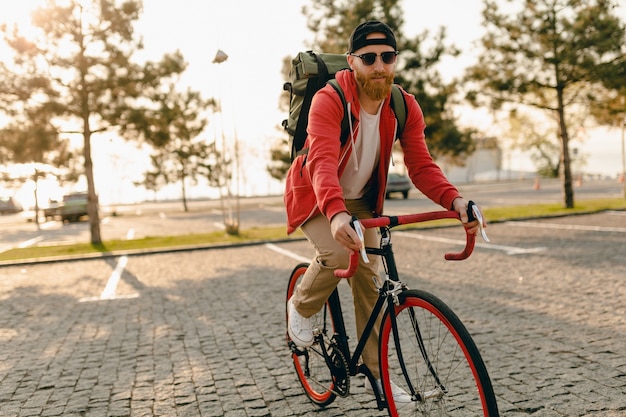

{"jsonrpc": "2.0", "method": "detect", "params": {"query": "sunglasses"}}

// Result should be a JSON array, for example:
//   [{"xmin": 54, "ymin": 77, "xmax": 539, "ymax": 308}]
[{"xmin": 350, "ymin": 51, "xmax": 399, "ymax": 66}]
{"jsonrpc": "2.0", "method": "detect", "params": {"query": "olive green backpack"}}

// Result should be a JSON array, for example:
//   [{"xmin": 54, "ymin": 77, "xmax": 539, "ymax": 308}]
[{"xmin": 282, "ymin": 51, "xmax": 406, "ymax": 161}]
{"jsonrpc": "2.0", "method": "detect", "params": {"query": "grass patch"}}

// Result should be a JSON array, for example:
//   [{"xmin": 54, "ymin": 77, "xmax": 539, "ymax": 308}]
[
  {"xmin": 0, "ymin": 226, "xmax": 303, "ymax": 263},
  {"xmin": 1, "ymin": 198, "xmax": 623, "ymax": 264},
  {"xmin": 483, "ymin": 198, "xmax": 626, "ymax": 222}
]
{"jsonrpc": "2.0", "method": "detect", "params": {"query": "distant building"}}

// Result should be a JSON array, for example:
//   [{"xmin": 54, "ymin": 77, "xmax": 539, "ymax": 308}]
[{"xmin": 438, "ymin": 137, "xmax": 536, "ymax": 184}]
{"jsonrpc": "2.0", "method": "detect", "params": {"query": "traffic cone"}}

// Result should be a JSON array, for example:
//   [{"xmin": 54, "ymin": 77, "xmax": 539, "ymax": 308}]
[{"xmin": 534, "ymin": 177, "xmax": 540, "ymax": 190}]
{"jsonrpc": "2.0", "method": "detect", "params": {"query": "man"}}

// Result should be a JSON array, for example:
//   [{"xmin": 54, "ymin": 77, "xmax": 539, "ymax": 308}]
[{"xmin": 284, "ymin": 20, "xmax": 483, "ymax": 403}]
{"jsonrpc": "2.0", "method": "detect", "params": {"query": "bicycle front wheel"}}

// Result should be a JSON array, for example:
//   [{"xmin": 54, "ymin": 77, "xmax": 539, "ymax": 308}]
[
  {"xmin": 379, "ymin": 289, "xmax": 499, "ymax": 416},
  {"xmin": 286, "ymin": 263, "xmax": 341, "ymax": 408}
]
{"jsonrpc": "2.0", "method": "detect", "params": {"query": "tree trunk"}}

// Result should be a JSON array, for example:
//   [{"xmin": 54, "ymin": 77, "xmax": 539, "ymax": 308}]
[
  {"xmin": 559, "ymin": 135, "xmax": 574, "ymax": 208},
  {"xmin": 556, "ymin": 90, "xmax": 574, "ymax": 209},
  {"xmin": 33, "ymin": 177, "xmax": 41, "ymax": 230},
  {"xmin": 78, "ymin": 28, "xmax": 102, "ymax": 246},
  {"xmin": 84, "ymin": 128, "xmax": 102, "ymax": 245},
  {"xmin": 181, "ymin": 169, "xmax": 188, "ymax": 212}
]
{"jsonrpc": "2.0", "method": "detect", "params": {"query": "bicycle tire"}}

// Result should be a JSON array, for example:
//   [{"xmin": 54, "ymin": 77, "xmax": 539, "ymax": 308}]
[
  {"xmin": 286, "ymin": 263, "xmax": 339, "ymax": 407},
  {"xmin": 379, "ymin": 289, "xmax": 499, "ymax": 416}
]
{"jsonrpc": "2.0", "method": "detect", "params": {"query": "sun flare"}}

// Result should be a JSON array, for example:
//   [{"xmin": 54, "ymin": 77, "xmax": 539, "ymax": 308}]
[{"xmin": 0, "ymin": 0, "xmax": 47, "ymax": 57}]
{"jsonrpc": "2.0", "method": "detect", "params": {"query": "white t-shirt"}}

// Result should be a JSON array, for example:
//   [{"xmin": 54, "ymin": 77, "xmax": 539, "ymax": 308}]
[{"xmin": 340, "ymin": 105, "xmax": 382, "ymax": 199}]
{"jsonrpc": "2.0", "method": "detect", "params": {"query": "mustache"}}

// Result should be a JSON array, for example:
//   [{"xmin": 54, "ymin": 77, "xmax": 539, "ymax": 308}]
[{"xmin": 369, "ymin": 71, "xmax": 390, "ymax": 79}]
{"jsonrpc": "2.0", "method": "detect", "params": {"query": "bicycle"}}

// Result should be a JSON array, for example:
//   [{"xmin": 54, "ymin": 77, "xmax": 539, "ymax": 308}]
[{"xmin": 285, "ymin": 202, "xmax": 499, "ymax": 416}]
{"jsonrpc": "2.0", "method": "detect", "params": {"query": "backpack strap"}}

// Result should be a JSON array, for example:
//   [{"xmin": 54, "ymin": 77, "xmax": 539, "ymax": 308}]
[
  {"xmin": 302, "ymin": 79, "xmax": 407, "ymax": 156},
  {"xmin": 329, "ymin": 80, "xmax": 407, "ymax": 144},
  {"xmin": 326, "ymin": 78, "xmax": 351, "ymax": 146},
  {"xmin": 390, "ymin": 84, "xmax": 406, "ymax": 138}
]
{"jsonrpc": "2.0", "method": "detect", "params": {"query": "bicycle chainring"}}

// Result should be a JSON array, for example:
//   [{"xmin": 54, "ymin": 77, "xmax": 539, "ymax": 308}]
[{"xmin": 329, "ymin": 346, "xmax": 350, "ymax": 397}]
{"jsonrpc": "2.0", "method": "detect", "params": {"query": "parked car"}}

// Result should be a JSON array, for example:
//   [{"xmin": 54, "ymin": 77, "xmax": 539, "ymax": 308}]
[
  {"xmin": 385, "ymin": 173, "xmax": 412, "ymax": 199},
  {"xmin": 43, "ymin": 199, "xmax": 61, "ymax": 221},
  {"xmin": 0, "ymin": 196, "xmax": 23, "ymax": 214},
  {"xmin": 59, "ymin": 192, "xmax": 89, "ymax": 222}
]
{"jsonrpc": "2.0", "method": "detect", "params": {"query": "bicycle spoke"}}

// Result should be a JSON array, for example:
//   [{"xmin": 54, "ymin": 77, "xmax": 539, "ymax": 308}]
[
  {"xmin": 286, "ymin": 263, "xmax": 340, "ymax": 407},
  {"xmin": 380, "ymin": 290, "xmax": 499, "ymax": 416}
]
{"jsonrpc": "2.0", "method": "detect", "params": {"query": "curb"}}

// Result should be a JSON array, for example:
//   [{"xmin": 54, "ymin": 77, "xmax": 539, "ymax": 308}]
[
  {"xmin": 0, "ymin": 237, "xmax": 307, "ymax": 268},
  {"xmin": 2, "ymin": 208, "xmax": 623, "ymax": 268}
]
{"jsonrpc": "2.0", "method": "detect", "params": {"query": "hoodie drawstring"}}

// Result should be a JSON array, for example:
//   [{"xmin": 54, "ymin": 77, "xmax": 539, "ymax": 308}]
[{"xmin": 347, "ymin": 101, "xmax": 359, "ymax": 171}]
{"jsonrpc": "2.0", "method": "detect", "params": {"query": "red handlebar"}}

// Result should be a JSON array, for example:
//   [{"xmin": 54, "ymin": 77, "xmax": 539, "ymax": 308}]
[{"xmin": 334, "ymin": 210, "xmax": 476, "ymax": 278}]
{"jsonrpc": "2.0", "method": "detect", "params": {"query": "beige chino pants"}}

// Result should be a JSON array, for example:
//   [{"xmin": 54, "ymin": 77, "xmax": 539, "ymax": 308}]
[{"xmin": 291, "ymin": 198, "xmax": 383, "ymax": 378}]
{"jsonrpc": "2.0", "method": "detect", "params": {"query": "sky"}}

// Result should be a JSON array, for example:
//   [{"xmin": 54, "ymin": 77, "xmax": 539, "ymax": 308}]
[
  {"xmin": 129, "ymin": 0, "xmax": 492, "ymax": 199},
  {"xmin": 1, "ymin": 0, "xmax": 625, "ymax": 206}
]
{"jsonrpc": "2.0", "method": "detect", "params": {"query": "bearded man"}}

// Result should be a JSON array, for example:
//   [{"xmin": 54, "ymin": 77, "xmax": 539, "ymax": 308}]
[{"xmin": 283, "ymin": 20, "xmax": 481, "ymax": 403}]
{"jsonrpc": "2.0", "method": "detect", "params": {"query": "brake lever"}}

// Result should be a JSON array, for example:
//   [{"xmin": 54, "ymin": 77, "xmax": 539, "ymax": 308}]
[
  {"xmin": 352, "ymin": 219, "xmax": 369, "ymax": 264},
  {"xmin": 467, "ymin": 201, "xmax": 490, "ymax": 243}
]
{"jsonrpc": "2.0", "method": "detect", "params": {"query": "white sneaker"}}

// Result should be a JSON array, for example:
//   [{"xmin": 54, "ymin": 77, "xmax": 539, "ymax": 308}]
[
  {"xmin": 287, "ymin": 298, "xmax": 314, "ymax": 347},
  {"xmin": 364, "ymin": 377, "xmax": 412, "ymax": 404}
]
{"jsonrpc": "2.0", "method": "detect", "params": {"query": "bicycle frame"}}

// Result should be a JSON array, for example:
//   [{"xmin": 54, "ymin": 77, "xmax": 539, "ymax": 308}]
[{"xmin": 322, "ymin": 240, "xmax": 395, "ymax": 408}]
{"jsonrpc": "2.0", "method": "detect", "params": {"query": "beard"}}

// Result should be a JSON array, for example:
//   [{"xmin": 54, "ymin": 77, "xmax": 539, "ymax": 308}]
[{"xmin": 355, "ymin": 69, "xmax": 394, "ymax": 101}]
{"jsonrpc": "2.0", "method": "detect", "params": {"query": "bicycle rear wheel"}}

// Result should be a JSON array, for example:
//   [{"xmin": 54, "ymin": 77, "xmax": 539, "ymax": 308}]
[
  {"xmin": 286, "ymin": 263, "xmax": 343, "ymax": 407},
  {"xmin": 379, "ymin": 289, "xmax": 499, "ymax": 416}
]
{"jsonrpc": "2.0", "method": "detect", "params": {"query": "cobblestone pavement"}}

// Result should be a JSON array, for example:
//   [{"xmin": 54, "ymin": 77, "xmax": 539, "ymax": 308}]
[{"xmin": 0, "ymin": 211, "xmax": 625, "ymax": 416}]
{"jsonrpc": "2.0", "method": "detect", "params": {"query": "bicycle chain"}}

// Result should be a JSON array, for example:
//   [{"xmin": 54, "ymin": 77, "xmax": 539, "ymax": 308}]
[{"xmin": 328, "ymin": 345, "xmax": 350, "ymax": 397}]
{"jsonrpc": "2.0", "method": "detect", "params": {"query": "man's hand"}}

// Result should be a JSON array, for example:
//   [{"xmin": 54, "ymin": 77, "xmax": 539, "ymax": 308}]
[
  {"xmin": 330, "ymin": 211, "xmax": 362, "ymax": 252},
  {"xmin": 452, "ymin": 198, "xmax": 486, "ymax": 235}
]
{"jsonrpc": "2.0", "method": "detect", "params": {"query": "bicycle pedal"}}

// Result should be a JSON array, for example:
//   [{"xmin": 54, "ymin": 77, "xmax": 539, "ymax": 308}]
[{"xmin": 288, "ymin": 341, "xmax": 308, "ymax": 355}]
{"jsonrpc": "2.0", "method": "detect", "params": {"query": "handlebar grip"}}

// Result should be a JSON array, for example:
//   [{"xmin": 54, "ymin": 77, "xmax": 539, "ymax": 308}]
[
  {"xmin": 467, "ymin": 200, "xmax": 478, "ymax": 222},
  {"xmin": 334, "ymin": 251, "xmax": 359, "ymax": 278},
  {"xmin": 444, "ymin": 231, "xmax": 476, "ymax": 260},
  {"xmin": 334, "ymin": 217, "xmax": 366, "ymax": 278}
]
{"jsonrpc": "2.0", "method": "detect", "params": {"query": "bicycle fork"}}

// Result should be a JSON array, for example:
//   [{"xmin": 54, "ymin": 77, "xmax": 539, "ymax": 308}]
[
  {"xmin": 377, "ymin": 235, "xmax": 448, "ymax": 405},
  {"xmin": 385, "ymin": 289, "xmax": 447, "ymax": 403}
]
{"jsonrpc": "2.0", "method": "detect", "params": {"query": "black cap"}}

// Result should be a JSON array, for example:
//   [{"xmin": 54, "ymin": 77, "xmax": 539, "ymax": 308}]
[{"xmin": 348, "ymin": 20, "xmax": 397, "ymax": 53}]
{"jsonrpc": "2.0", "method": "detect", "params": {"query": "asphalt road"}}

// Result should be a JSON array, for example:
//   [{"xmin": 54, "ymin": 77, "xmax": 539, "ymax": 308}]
[
  {"xmin": 1, "ymin": 178, "xmax": 623, "ymax": 252},
  {"xmin": 0, "ymin": 206, "xmax": 625, "ymax": 415}
]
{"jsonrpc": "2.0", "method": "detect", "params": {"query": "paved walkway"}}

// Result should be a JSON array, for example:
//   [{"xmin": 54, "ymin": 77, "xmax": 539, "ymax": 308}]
[{"xmin": 1, "ymin": 212, "xmax": 625, "ymax": 416}]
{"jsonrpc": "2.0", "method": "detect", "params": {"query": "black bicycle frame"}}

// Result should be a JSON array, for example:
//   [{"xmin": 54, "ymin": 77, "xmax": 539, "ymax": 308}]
[
  {"xmin": 326, "ymin": 272, "xmax": 387, "ymax": 377},
  {"xmin": 323, "ymin": 227, "xmax": 446, "ymax": 406}
]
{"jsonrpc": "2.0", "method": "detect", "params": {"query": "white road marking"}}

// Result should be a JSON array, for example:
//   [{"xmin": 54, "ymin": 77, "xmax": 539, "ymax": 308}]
[
  {"xmin": 395, "ymin": 231, "xmax": 546, "ymax": 256},
  {"xmin": 18, "ymin": 236, "xmax": 44, "ymax": 248},
  {"xmin": 40, "ymin": 221, "xmax": 57, "ymax": 230},
  {"xmin": 78, "ymin": 255, "xmax": 139, "ymax": 302},
  {"xmin": 100, "ymin": 255, "xmax": 128, "ymax": 299},
  {"xmin": 265, "ymin": 233, "xmax": 545, "ymax": 258},
  {"xmin": 1, "ymin": 236, "xmax": 44, "ymax": 254},
  {"xmin": 264, "ymin": 206, "xmax": 287, "ymax": 212},
  {"xmin": 505, "ymin": 221, "xmax": 626, "ymax": 233},
  {"xmin": 264, "ymin": 243, "xmax": 310, "ymax": 263}
]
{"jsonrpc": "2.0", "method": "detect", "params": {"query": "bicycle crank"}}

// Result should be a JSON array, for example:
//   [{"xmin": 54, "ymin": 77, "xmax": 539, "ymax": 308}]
[{"xmin": 328, "ymin": 347, "xmax": 350, "ymax": 397}]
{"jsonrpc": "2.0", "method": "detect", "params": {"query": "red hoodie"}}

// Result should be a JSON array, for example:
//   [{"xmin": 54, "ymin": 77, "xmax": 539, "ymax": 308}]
[{"xmin": 284, "ymin": 69, "xmax": 461, "ymax": 234}]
